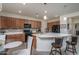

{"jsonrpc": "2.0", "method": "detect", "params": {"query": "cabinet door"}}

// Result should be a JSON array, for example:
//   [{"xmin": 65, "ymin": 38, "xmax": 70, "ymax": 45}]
[
  {"xmin": 0, "ymin": 16, "xmax": 15, "ymax": 29},
  {"xmin": 30, "ymin": 20, "xmax": 41, "ymax": 29},
  {"xmin": 37, "ymin": 21, "xmax": 41, "ymax": 29},
  {"xmin": 6, "ymin": 34, "xmax": 25, "ymax": 42},
  {"xmin": 0, "ymin": 17, "xmax": 1, "ymax": 28},
  {"xmin": 16, "ymin": 19, "xmax": 25, "ymax": 28},
  {"xmin": 30, "ymin": 20, "xmax": 34, "ymax": 28},
  {"xmin": 1, "ymin": 16, "xmax": 7, "ymax": 29},
  {"xmin": 9, "ymin": 17, "xmax": 16, "ymax": 28},
  {"xmin": 25, "ymin": 20, "xmax": 29, "ymax": 24},
  {"xmin": 6, "ymin": 17, "xmax": 11, "ymax": 28},
  {"xmin": 34, "ymin": 21, "xmax": 38, "ymax": 29}
]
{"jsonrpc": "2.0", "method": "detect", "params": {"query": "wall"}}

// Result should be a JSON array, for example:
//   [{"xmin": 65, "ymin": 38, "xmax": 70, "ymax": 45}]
[
  {"xmin": 71, "ymin": 18, "xmax": 79, "ymax": 35},
  {"xmin": 59, "ymin": 11, "xmax": 79, "ymax": 37},
  {"xmin": 47, "ymin": 17, "xmax": 59, "ymax": 22},
  {"xmin": 72, "ymin": 18, "xmax": 79, "ymax": 23},
  {"xmin": 41, "ymin": 20, "xmax": 48, "ymax": 33}
]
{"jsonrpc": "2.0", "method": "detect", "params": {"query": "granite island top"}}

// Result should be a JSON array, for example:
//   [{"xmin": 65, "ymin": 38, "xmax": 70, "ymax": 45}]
[{"xmin": 32, "ymin": 32, "xmax": 72, "ymax": 38}]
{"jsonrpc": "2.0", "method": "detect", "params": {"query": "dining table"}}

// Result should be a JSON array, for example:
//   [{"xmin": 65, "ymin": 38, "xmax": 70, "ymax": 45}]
[{"xmin": 4, "ymin": 41, "xmax": 22, "ymax": 49}]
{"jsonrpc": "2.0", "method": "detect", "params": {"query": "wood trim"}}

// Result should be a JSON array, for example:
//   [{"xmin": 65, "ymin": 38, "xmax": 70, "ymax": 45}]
[{"xmin": 32, "ymin": 36, "xmax": 36, "ymax": 49}]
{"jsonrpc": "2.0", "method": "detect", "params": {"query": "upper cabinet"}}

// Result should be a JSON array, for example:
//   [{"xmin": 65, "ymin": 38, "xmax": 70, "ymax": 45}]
[
  {"xmin": 37, "ymin": 21, "xmax": 41, "ymax": 29},
  {"xmin": 0, "ymin": 16, "xmax": 25, "ymax": 29},
  {"xmin": 0, "ymin": 16, "xmax": 41, "ymax": 29},
  {"xmin": 25, "ymin": 20, "xmax": 41, "ymax": 29},
  {"xmin": 47, "ymin": 21, "xmax": 60, "ymax": 31},
  {"xmin": 16, "ymin": 19, "xmax": 25, "ymax": 28},
  {"xmin": 0, "ymin": 16, "xmax": 11, "ymax": 29}
]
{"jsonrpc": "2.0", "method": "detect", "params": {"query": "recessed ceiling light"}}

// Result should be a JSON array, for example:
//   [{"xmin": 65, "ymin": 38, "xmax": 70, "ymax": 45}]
[
  {"xmin": 22, "ymin": 3, "xmax": 26, "ymax": 5},
  {"xmin": 43, "ymin": 15, "xmax": 47, "ymax": 20},
  {"xmin": 64, "ymin": 17, "xmax": 67, "ymax": 21},
  {"xmin": 18, "ymin": 10, "xmax": 22, "ymax": 13},
  {"xmin": 44, "ymin": 10, "xmax": 47, "ymax": 13},
  {"xmin": 36, "ymin": 14, "xmax": 39, "ymax": 18}
]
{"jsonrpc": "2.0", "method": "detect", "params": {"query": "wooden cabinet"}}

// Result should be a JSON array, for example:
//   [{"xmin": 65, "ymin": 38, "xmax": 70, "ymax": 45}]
[
  {"xmin": 47, "ymin": 21, "xmax": 60, "ymax": 31},
  {"xmin": 16, "ymin": 19, "xmax": 25, "ymax": 28},
  {"xmin": 0, "ymin": 16, "xmax": 16, "ymax": 29},
  {"xmin": 0, "ymin": 17, "xmax": 1, "ymax": 28},
  {"xmin": 0, "ymin": 16, "xmax": 41, "ymax": 29},
  {"xmin": 37, "ymin": 21, "xmax": 41, "ymax": 29},
  {"xmin": 9, "ymin": 17, "xmax": 16, "ymax": 28},
  {"xmin": 0, "ymin": 16, "xmax": 8, "ymax": 29},
  {"xmin": 30, "ymin": 20, "xmax": 35, "ymax": 28},
  {"xmin": 0, "ymin": 16, "xmax": 25, "ymax": 29},
  {"xmin": 25, "ymin": 20, "xmax": 41, "ymax": 29},
  {"xmin": 6, "ymin": 34, "xmax": 25, "ymax": 42}
]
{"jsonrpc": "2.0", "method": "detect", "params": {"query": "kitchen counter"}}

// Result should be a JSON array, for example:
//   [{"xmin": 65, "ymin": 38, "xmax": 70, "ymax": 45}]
[
  {"xmin": 32, "ymin": 33, "xmax": 71, "ymax": 51},
  {"xmin": 5, "ymin": 32, "xmax": 24, "ymax": 35},
  {"xmin": 0, "ymin": 29, "xmax": 24, "ymax": 35}
]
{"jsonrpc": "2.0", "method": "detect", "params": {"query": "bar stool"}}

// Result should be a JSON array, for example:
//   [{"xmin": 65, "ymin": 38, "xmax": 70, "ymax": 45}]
[
  {"xmin": 49, "ymin": 38, "xmax": 63, "ymax": 55},
  {"xmin": 64, "ymin": 36, "xmax": 77, "ymax": 55}
]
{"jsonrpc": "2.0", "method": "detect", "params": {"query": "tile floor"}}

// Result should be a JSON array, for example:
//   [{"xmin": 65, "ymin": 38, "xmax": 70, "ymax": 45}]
[
  {"xmin": 32, "ymin": 39, "xmax": 79, "ymax": 55},
  {"xmin": 5, "ymin": 39, "xmax": 79, "ymax": 55}
]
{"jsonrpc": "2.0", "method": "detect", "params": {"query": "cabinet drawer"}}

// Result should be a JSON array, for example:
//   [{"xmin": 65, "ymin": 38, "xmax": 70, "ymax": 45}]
[{"xmin": 6, "ymin": 34, "xmax": 25, "ymax": 42}]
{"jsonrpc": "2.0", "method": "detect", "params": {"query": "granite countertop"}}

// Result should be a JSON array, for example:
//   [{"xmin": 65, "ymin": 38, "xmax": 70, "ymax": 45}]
[
  {"xmin": 32, "ymin": 32, "xmax": 72, "ymax": 38},
  {"xmin": 0, "ymin": 29, "xmax": 24, "ymax": 35}
]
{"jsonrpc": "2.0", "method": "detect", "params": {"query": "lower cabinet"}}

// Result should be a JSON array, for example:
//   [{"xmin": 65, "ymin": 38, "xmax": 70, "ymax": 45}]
[{"xmin": 6, "ymin": 34, "xmax": 25, "ymax": 42}]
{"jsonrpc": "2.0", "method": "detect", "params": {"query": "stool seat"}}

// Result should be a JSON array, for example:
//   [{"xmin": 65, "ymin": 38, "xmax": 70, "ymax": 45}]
[
  {"xmin": 50, "ymin": 38, "xmax": 63, "ymax": 55},
  {"xmin": 66, "ymin": 41, "xmax": 77, "ymax": 45},
  {"xmin": 51, "ymin": 43, "xmax": 61, "ymax": 48},
  {"xmin": 65, "ymin": 36, "xmax": 78, "ymax": 55}
]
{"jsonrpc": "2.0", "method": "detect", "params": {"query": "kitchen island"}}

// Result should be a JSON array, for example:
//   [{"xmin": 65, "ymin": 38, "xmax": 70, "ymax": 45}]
[{"xmin": 32, "ymin": 33, "xmax": 71, "ymax": 51}]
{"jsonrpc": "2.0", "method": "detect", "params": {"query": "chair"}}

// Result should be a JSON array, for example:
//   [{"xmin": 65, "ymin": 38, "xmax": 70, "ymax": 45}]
[
  {"xmin": 12, "ymin": 36, "xmax": 33, "ymax": 55},
  {"xmin": 49, "ymin": 38, "xmax": 63, "ymax": 55},
  {"xmin": 64, "ymin": 36, "xmax": 78, "ymax": 55}
]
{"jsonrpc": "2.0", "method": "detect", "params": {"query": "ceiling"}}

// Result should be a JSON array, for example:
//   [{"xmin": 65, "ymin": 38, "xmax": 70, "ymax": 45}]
[{"xmin": 2, "ymin": 3, "xmax": 79, "ymax": 20}]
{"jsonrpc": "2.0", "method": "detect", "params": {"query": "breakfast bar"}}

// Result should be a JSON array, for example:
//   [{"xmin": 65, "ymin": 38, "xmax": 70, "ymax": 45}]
[{"xmin": 32, "ymin": 33, "xmax": 71, "ymax": 51}]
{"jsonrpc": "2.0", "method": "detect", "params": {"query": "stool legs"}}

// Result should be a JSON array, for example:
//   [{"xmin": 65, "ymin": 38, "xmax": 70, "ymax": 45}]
[
  {"xmin": 64, "ymin": 44, "xmax": 69, "ymax": 53},
  {"xmin": 64, "ymin": 44, "xmax": 77, "ymax": 55},
  {"xmin": 72, "ymin": 45, "xmax": 77, "ymax": 55},
  {"xmin": 49, "ymin": 48, "xmax": 62, "ymax": 55},
  {"xmin": 59, "ymin": 48, "xmax": 62, "ymax": 55},
  {"xmin": 49, "ymin": 46, "xmax": 53, "ymax": 55}
]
